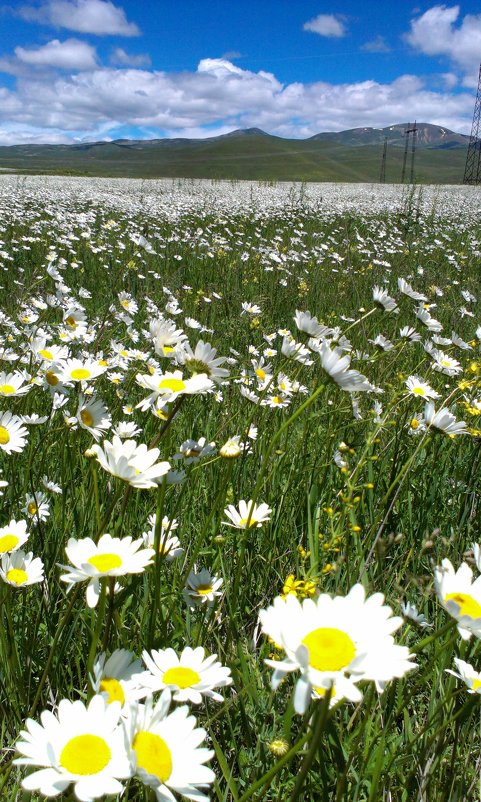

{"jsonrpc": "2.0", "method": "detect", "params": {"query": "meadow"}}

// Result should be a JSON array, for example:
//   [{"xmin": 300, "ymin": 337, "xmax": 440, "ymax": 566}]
[{"xmin": 0, "ymin": 175, "xmax": 481, "ymax": 801}]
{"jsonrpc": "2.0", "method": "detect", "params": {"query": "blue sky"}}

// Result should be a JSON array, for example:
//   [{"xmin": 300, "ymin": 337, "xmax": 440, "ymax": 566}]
[{"xmin": 0, "ymin": 0, "xmax": 480, "ymax": 144}]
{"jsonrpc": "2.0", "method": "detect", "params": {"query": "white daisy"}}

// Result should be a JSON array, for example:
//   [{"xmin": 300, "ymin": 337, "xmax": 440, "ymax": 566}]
[
  {"xmin": 0, "ymin": 518, "xmax": 29, "ymax": 554},
  {"xmin": 91, "ymin": 436, "xmax": 171, "ymax": 489},
  {"xmin": 183, "ymin": 567, "xmax": 223, "ymax": 607},
  {"xmin": 125, "ymin": 690, "xmax": 215, "ymax": 802},
  {"xmin": 0, "ymin": 411, "xmax": 29, "ymax": 454},
  {"xmin": 446, "ymin": 658, "xmax": 481, "ymax": 694},
  {"xmin": 260, "ymin": 587, "xmax": 416, "ymax": 714},
  {"xmin": 0, "ymin": 550, "xmax": 43, "ymax": 587},
  {"xmin": 223, "ymin": 499, "xmax": 272, "ymax": 529},
  {"xmin": 14, "ymin": 694, "xmax": 131, "ymax": 800},
  {"xmin": 60, "ymin": 533, "xmax": 154, "ymax": 608},
  {"xmin": 434, "ymin": 558, "xmax": 481, "ymax": 639},
  {"xmin": 142, "ymin": 646, "xmax": 232, "ymax": 703},
  {"xmin": 91, "ymin": 649, "xmax": 149, "ymax": 707}
]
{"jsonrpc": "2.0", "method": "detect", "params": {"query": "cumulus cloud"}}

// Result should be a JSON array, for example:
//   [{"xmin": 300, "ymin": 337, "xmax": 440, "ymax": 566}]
[
  {"xmin": 303, "ymin": 13, "xmax": 346, "ymax": 38},
  {"xmin": 15, "ymin": 38, "xmax": 97, "ymax": 70},
  {"xmin": 19, "ymin": 0, "xmax": 140, "ymax": 36},
  {"xmin": 0, "ymin": 58, "xmax": 473, "ymax": 144},
  {"xmin": 110, "ymin": 48, "xmax": 151, "ymax": 67},
  {"xmin": 406, "ymin": 4, "xmax": 481, "ymax": 86}
]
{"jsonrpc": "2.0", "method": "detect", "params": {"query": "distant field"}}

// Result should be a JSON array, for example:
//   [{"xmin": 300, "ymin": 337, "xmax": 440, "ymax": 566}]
[{"xmin": 0, "ymin": 131, "xmax": 470, "ymax": 183}]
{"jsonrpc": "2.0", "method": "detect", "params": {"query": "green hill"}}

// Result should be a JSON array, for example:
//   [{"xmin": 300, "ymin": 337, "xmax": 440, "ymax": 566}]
[{"xmin": 0, "ymin": 123, "xmax": 470, "ymax": 183}]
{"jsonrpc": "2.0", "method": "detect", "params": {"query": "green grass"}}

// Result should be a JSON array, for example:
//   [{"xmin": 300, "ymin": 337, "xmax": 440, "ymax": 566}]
[
  {"xmin": 0, "ymin": 180, "xmax": 480, "ymax": 800},
  {"xmin": 0, "ymin": 134, "xmax": 469, "ymax": 183}
]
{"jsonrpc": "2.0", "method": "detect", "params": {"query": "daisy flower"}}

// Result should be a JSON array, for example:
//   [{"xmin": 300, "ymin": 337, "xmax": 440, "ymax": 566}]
[
  {"xmin": 224, "ymin": 499, "xmax": 272, "ymax": 529},
  {"xmin": 431, "ymin": 350, "xmax": 463, "ymax": 376},
  {"xmin": 434, "ymin": 558, "xmax": 481, "ymax": 639},
  {"xmin": 112, "ymin": 420, "xmax": 142, "ymax": 439},
  {"xmin": 0, "ymin": 518, "xmax": 29, "ymax": 554},
  {"xmin": 446, "ymin": 658, "xmax": 481, "ymax": 693},
  {"xmin": 314, "ymin": 342, "xmax": 375, "ymax": 393},
  {"xmin": 142, "ymin": 646, "xmax": 232, "ymax": 703},
  {"xmin": 14, "ymin": 694, "xmax": 131, "ymax": 800},
  {"xmin": 136, "ymin": 370, "xmax": 213, "ymax": 409},
  {"xmin": 294, "ymin": 309, "xmax": 332, "ymax": 339},
  {"xmin": 372, "ymin": 286, "xmax": 399, "ymax": 313},
  {"xmin": 0, "ymin": 411, "xmax": 29, "ymax": 454},
  {"xmin": 175, "ymin": 339, "xmax": 230, "ymax": 383},
  {"xmin": 397, "ymin": 278, "xmax": 427, "ymax": 302},
  {"xmin": 23, "ymin": 491, "xmax": 50, "ymax": 521},
  {"xmin": 0, "ymin": 550, "xmax": 44, "ymax": 587},
  {"xmin": 423, "ymin": 402, "xmax": 468, "ymax": 437},
  {"xmin": 405, "ymin": 375, "xmax": 440, "ymax": 399},
  {"xmin": 60, "ymin": 533, "xmax": 154, "ymax": 608},
  {"xmin": 0, "ymin": 371, "xmax": 31, "ymax": 397},
  {"xmin": 59, "ymin": 358, "xmax": 107, "ymax": 384},
  {"xmin": 142, "ymin": 515, "xmax": 183, "ymax": 560},
  {"xmin": 91, "ymin": 649, "xmax": 149, "ymax": 707},
  {"xmin": 91, "ymin": 436, "xmax": 171, "ymax": 489},
  {"xmin": 76, "ymin": 395, "xmax": 112, "ymax": 441},
  {"xmin": 125, "ymin": 690, "xmax": 215, "ymax": 802},
  {"xmin": 259, "ymin": 586, "xmax": 416, "ymax": 714},
  {"xmin": 174, "ymin": 437, "xmax": 216, "ymax": 465},
  {"xmin": 184, "ymin": 567, "xmax": 223, "ymax": 607}
]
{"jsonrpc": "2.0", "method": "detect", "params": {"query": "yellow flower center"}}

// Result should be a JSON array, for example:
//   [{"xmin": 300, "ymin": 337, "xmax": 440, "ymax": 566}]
[
  {"xmin": 99, "ymin": 677, "xmax": 125, "ymax": 705},
  {"xmin": 60, "ymin": 734, "xmax": 111, "ymax": 775},
  {"xmin": 238, "ymin": 517, "xmax": 258, "ymax": 528},
  {"xmin": 121, "ymin": 299, "xmax": 130, "ymax": 308},
  {"xmin": 255, "ymin": 368, "xmax": 266, "ymax": 381},
  {"xmin": 272, "ymin": 396, "xmax": 283, "ymax": 405},
  {"xmin": 410, "ymin": 418, "xmax": 419, "ymax": 430},
  {"xmin": 441, "ymin": 360, "xmax": 452, "ymax": 368},
  {"xmin": 46, "ymin": 371, "xmax": 59, "ymax": 386},
  {"xmin": 98, "ymin": 359, "xmax": 108, "ymax": 366},
  {"xmin": 27, "ymin": 502, "xmax": 37, "ymax": 515},
  {"xmin": 413, "ymin": 387, "xmax": 425, "ymax": 396},
  {"xmin": 0, "ymin": 426, "xmax": 10, "ymax": 445},
  {"xmin": 195, "ymin": 583, "xmax": 213, "ymax": 595},
  {"xmin": 6, "ymin": 568, "xmax": 28, "ymax": 585},
  {"xmin": 158, "ymin": 378, "xmax": 185, "ymax": 393},
  {"xmin": 70, "ymin": 368, "xmax": 91, "ymax": 380},
  {"xmin": 65, "ymin": 316, "xmax": 77, "ymax": 328},
  {"xmin": 162, "ymin": 666, "xmax": 201, "ymax": 688},
  {"xmin": 133, "ymin": 731, "xmax": 172, "ymax": 783},
  {"xmin": 88, "ymin": 553, "xmax": 122, "ymax": 572},
  {"xmin": 0, "ymin": 534, "xmax": 19, "ymax": 553},
  {"xmin": 161, "ymin": 345, "xmax": 175, "ymax": 354},
  {"xmin": 39, "ymin": 349, "xmax": 53, "ymax": 360},
  {"xmin": 80, "ymin": 409, "xmax": 94, "ymax": 427},
  {"xmin": 445, "ymin": 592, "xmax": 481, "ymax": 619},
  {"xmin": 0, "ymin": 384, "xmax": 15, "ymax": 395},
  {"xmin": 472, "ymin": 678, "xmax": 481, "ymax": 691},
  {"xmin": 301, "ymin": 627, "xmax": 356, "ymax": 672}
]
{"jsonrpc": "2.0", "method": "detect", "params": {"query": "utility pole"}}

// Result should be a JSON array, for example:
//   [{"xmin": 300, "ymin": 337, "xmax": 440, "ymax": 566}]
[
  {"xmin": 380, "ymin": 137, "xmax": 387, "ymax": 183},
  {"xmin": 463, "ymin": 63, "xmax": 481, "ymax": 185},
  {"xmin": 401, "ymin": 122, "xmax": 417, "ymax": 184}
]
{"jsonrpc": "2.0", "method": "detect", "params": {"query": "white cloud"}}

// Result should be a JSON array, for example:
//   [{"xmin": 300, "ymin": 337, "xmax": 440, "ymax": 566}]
[
  {"xmin": 110, "ymin": 48, "xmax": 151, "ymax": 67},
  {"xmin": 303, "ymin": 14, "xmax": 346, "ymax": 38},
  {"xmin": 15, "ymin": 39, "xmax": 97, "ymax": 70},
  {"xmin": 0, "ymin": 59, "xmax": 474, "ymax": 143},
  {"xmin": 361, "ymin": 36, "xmax": 391, "ymax": 53},
  {"xmin": 19, "ymin": 0, "xmax": 140, "ymax": 36},
  {"xmin": 406, "ymin": 4, "xmax": 481, "ymax": 86}
]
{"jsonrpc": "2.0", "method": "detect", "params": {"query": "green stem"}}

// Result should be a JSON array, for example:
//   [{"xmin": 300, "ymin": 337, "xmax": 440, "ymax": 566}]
[
  {"xmin": 289, "ymin": 691, "xmax": 332, "ymax": 802},
  {"xmin": 87, "ymin": 579, "xmax": 108, "ymax": 679}
]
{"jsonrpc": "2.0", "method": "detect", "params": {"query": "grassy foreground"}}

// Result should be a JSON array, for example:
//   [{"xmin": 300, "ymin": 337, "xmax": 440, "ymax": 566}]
[{"xmin": 0, "ymin": 178, "xmax": 481, "ymax": 801}]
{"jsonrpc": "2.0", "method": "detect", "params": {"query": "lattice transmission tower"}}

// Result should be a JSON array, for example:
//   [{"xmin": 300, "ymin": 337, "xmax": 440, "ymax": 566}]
[
  {"xmin": 401, "ymin": 122, "xmax": 417, "ymax": 184},
  {"xmin": 463, "ymin": 63, "xmax": 481, "ymax": 185}
]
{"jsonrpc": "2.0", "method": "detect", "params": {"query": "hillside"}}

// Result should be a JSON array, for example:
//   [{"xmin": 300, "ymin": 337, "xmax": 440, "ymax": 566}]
[{"xmin": 0, "ymin": 123, "xmax": 470, "ymax": 183}]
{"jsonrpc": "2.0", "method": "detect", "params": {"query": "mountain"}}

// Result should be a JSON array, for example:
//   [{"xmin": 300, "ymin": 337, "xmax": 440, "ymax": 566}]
[
  {"xmin": 0, "ymin": 123, "xmax": 470, "ymax": 184},
  {"xmin": 309, "ymin": 123, "xmax": 469, "ymax": 149}
]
